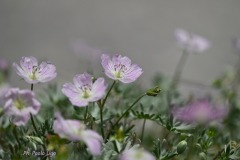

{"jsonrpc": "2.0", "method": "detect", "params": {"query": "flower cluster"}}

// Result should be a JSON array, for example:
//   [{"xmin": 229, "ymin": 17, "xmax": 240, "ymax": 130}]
[{"xmin": 1, "ymin": 32, "xmax": 234, "ymax": 160}]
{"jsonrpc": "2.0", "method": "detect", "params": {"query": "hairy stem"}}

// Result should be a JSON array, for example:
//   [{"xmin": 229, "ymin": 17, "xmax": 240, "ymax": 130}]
[
  {"xmin": 140, "ymin": 119, "xmax": 146, "ymax": 142},
  {"xmin": 31, "ymin": 83, "xmax": 34, "ymax": 91},
  {"xmin": 13, "ymin": 125, "xmax": 21, "ymax": 148},
  {"xmin": 30, "ymin": 113, "xmax": 38, "ymax": 135},
  {"xmin": 101, "ymin": 80, "xmax": 116, "ymax": 109},
  {"xmin": 84, "ymin": 105, "xmax": 89, "ymax": 123},
  {"xmin": 99, "ymin": 103, "xmax": 105, "ymax": 139},
  {"xmin": 98, "ymin": 81, "xmax": 116, "ymax": 139},
  {"xmin": 172, "ymin": 50, "xmax": 189, "ymax": 88},
  {"xmin": 105, "ymin": 93, "xmax": 146, "ymax": 141}
]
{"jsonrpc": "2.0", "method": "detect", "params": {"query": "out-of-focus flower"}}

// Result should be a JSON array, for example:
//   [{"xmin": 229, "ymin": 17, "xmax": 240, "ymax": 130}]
[
  {"xmin": 71, "ymin": 39, "xmax": 102, "ymax": 59},
  {"xmin": 232, "ymin": 37, "xmax": 240, "ymax": 51},
  {"xmin": 0, "ymin": 83, "xmax": 10, "ymax": 106},
  {"xmin": 3, "ymin": 88, "xmax": 41, "ymax": 126},
  {"xmin": 62, "ymin": 72, "xmax": 107, "ymax": 107},
  {"xmin": 174, "ymin": 29, "xmax": 210, "ymax": 53},
  {"xmin": 0, "ymin": 58, "xmax": 9, "ymax": 71},
  {"xmin": 13, "ymin": 56, "xmax": 57, "ymax": 84},
  {"xmin": 53, "ymin": 113, "xmax": 103, "ymax": 155},
  {"xmin": 101, "ymin": 54, "xmax": 143, "ymax": 83},
  {"xmin": 119, "ymin": 147, "xmax": 156, "ymax": 160},
  {"xmin": 172, "ymin": 100, "xmax": 228, "ymax": 124}
]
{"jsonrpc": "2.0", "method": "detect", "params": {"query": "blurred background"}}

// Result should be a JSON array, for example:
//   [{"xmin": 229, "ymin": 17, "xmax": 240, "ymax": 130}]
[{"xmin": 1, "ymin": 0, "xmax": 240, "ymax": 93}]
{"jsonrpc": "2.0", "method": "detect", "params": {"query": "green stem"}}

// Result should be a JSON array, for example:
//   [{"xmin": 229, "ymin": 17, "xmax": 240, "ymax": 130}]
[
  {"xmin": 29, "ymin": 84, "xmax": 38, "ymax": 135},
  {"xmin": 98, "ymin": 102, "xmax": 105, "ymax": 139},
  {"xmin": 115, "ymin": 94, "xmax": 146, "ymax": 125},
  {"xmin": 84, "ymin": 105, "xmax": 89, "ymax": 122},
  {"xmin": 140, "ymin": 119, "xmax": 146, "ymax": 142},
  {"xmin": 172, "ymin": 50, "xmax": 189, "ymax": 88},
  {"xmin": 98, "ymin": 81, "xmax": 116, "ymax": 139},
  {"xmin": 31, "ymin": 83, "xmax": 34, "ymax": 91},
  {"xmin": 101, "ymin": 81, "xmax": 116, "ymax": 109},
  {"xmin": 30, "ymin": 113, "xmax": 38, "ymax": 135},
  {"xmin": 13, "ymin": 125, "xmax": 21, "ymax": 148},
  {"xmin": 105, "ymin": 93, "xmax": 146, "ymax": 141}
]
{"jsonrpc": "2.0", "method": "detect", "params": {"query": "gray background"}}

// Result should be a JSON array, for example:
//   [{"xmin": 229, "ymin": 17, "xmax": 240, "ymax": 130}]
[{"xmin": 1, "ymin": 0, "xmax": 240, "ymax": 93}]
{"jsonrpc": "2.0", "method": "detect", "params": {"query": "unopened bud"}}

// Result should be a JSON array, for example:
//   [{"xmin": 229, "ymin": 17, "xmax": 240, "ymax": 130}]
[
  {"xmin": 177, "ymin": 140, "xmax": 187, "ymax": 154},
  {"xmin": 146, "ymin": 86, "xmax": 161, "ymax": 97}
]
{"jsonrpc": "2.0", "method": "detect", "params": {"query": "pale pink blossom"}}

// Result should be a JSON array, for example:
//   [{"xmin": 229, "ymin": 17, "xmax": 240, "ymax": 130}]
[
  {"xmin": 175, "ymin": 29, "xmax": 210, "ymax": 53},
  {"xmin": 62, "ymin": 72, "xmax": 107, "ymax": 107},
  {"xmin": 101, "ymin": 54, "xmax": 143, "ymax": 83},
  {"xmin": 119, "ymin": 147, "xmax": 156, "ymax": 160},
  {"xmin": 3, "ymin": 88, "xmax": 41, "ymax": 126},
  {"xmin": 0, "ymin": 58, "xmax": 8, "ymax": 71},
  {"xmin": 13, "ymin": 56, "xmax": 57, "ymax": 84},
  {"xmin": 172, "ymin": 100, "xmax": 228, "ymax": 124},
  {"xmin": 53, "ymin": 113, "xmax": 103, "ymax": 155}
]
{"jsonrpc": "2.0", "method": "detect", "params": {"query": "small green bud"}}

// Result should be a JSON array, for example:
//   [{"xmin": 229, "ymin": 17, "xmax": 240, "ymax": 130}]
[
  {"xmin": 199, "ymin": 152, "xmax": 207, "ymax": 160},
  {"xmin": 146, "ymin": 86, "xmax": 161, "ymax": 97},
  {"xmin": 177, "ymin": 140, "xmax": 187, "ymax": 154}
]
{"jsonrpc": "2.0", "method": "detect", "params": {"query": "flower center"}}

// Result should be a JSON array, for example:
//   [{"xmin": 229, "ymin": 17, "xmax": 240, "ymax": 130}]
[
  {"xmin": 134, "ymin": 151, "xmax": 143, "ymax": 159},
  {"xmin": 114, "ymin": 64, "xmax": 127, "ymax": 78},
  {"xmin": 30, "ymin": 66, "xmax": 39, "ymax": 80},
  {"xmin": 80, "ymin": 84, "xmax": 92, "ymax": 99},
  {"xmin": 14, "ymin": 97, "xmax": 25, "ymax": 110}
]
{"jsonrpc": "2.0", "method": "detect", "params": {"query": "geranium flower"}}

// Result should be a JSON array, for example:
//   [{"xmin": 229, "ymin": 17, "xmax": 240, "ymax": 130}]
[
  {"xmin": 174, "ymin": 29, "xmax": 210, "ymax": 53},
  {"xmin": 172, "ymin": 100, "xmax": 228, "ymax": 124},
  {"xmin": 0, "ymin": 83, "xmax": 10, "ymax": 106},
  {"xmin": 232, "ymin": 37, "xmax": 240, "ymax": 51},
  {"xmin": 53, "ymin": 113, "xmax": 103, "ymax": 155},
  {"xmin": 101, "ymin": 54, "xmax": 143, "ymax": 83},
  {"xmin": 71, "ymin": 39, "xmax": 102, "ymax": 60},
  {"xmin": 0, "ymin": 58, "xmax": 8, "ymax": 71},
  {"xmin": 119, "ymin": 147, "xmax": 156, "ymax": 160},
  {"xmin": 3, "ymin": 88, "xmax": 41, "ymax": 126},
  {"xmin": 13, "ymin": 56, "xmax": 57, "ymax": 84},
  {"xmin": 62, "ymin": 72, "xmax": 107, "ymax": 107}
]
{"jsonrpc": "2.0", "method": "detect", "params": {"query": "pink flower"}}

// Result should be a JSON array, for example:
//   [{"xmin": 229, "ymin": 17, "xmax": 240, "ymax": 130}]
[
  {"xmin": 119, "ymin": 147, "xmax": 156, "ymax": 160},
  {"xmin": 13, "ymin": 56, "xmax": 57, "ymax": 84},
  {"xmin": 232, "ymin": 37, "xmax": 240, "ymax": 51},
  {"xmin": 62, "ymin": 72, "xmax": 107, "ymax": 107},
  {"xmin": 174, "ymin": 29, "xmax": 210, "ymax": 53},
  {"xmin": 3, "ymin": 88, "xmax": 41, "ymax": 126},
  {"xmin": 0, "ymin": 83, "xmax": 10, "ymax": 106},
  {"xmin": 101, "ymin": 54, "xmax": 143, "ymax": 83},
  {"xmin": 0, "ymin": 58, "xmax": 9, "ymax": 71},
  {"xmin": 71, "ymin": 39, "xmax": 102, "ymax": 60},
  {"xmin": 172, "ymin": 100, "xmax": 228, "ymax": 124},
  {"xmin": 53, "ymin": 113, "xmax": 103, "ymax": 155}
]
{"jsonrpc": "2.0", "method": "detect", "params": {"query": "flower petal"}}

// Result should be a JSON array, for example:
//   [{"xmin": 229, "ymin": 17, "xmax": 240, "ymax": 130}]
[
  {"xmin": 73, "ymin": 73, "xmax": 92, "ymax": 88},
  {"xmin": 37, "ymin": 62, "xmax": 57, "ymax": 82},
  {"xmin": 121, "ymin": 64, "xmax": 143, "ymax": 83},
  {"xmin": 89, "ymin": 77, "xmax": 107, "ymax": 101},
  {"xmin": 81, "ymin": 130, "xmax": 103, "ymax": 155}
]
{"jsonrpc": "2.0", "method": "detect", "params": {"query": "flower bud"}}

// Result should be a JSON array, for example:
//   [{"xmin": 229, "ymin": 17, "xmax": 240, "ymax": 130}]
[
  {"xmin": 177, "ymin": 140, "xmax": 187, "ymax": 154},
  {"xmin": 146, "ymin": 86, "xmax": 161, "ymax": 97}
]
